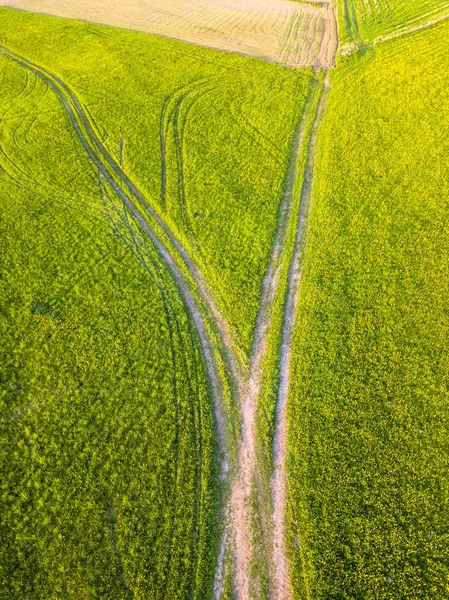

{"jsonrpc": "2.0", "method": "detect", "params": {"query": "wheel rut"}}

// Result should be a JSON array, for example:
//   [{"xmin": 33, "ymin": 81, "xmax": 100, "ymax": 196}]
[
  {"xmin": 0, "ymin": 45, "xmax": 243, "ymax": 599},
  {"xmin": 0, "ymin": 33, "xmax": 337, "ymax": 598},
  {"xmin": 270, "ymin": 73, "xmax": 329, "ymax": 600},
  {"xmin": 229, "ymin": 68, "xmax": 330, "ymax": 599}
]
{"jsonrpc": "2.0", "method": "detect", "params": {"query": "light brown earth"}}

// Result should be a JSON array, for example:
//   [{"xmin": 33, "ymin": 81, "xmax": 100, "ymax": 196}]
[{"xmin": 4, "ymin": 0, "xmax": 337, "ymax": 68}]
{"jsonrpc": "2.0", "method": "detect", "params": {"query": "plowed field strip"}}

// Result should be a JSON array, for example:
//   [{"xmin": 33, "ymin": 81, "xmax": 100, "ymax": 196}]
[{"xmin": 5, "ymin": 0, "xmax": 331, "ymax": 67}]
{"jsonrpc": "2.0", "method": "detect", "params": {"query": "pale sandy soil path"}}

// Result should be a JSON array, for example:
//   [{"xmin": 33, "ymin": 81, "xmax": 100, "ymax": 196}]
[
  {"xmin": 230, "ymin": 43, "xmax": 336, "ymax": 600},
  {"xmin": 233, "ymin": 87, "xmax": 314, "ymax": 600},
  {"xmin": 228, "ymin": 80, "xmax": 322, "ymax": 599},
  {"xmin": 270, "ymin": 73, "xmax": 329, "ymax": 600},
  {"xmin": 5, "ymin": 0, "xmax": 335, "ymax": 68}
]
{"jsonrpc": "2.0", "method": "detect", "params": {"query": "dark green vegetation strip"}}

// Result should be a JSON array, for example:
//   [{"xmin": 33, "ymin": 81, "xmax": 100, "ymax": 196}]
[
  {"xmin": 288, "ymin": 21, "xmax": 449, "ymax": 600},
  {"xmin": 339, "ymin": 0, "xmax": 449, "ymax": 44},
  {"xmin": 0, "ymin": 53, "xmax": 220, "ymax": 598},
  {"xmin": 0, "ymin": 7, "xmax": 312, "ymax": 359}
]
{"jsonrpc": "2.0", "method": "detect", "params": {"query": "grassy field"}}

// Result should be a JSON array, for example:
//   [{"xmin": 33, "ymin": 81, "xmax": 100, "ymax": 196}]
[
  {"xmin": 0, "ymin": 7, "xmax": 314, "ymax": 359},
  {"xmin": 0, "ymin": 8, "xmax": 319, "ymax": 598},
  {"xmin": 287, "ymin": 19, "xmax": 449, "ymax": 600},
  {"xmin": 0, "ymin": 51, "xmax": 221, "ymax": 598},
  {"xmin": 339, "ymin": 0, "xmax": 449, "ymax": 44},
  {"xmin": 2, "ymin": 1, "xmax": 448, "ymax": 598}
]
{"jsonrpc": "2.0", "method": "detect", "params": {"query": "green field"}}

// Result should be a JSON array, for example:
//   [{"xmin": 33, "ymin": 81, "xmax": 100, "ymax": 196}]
[
  {"xmin": 0, "ymin": 49, "xmax": 223, "ymax": 598},
  {"xmin": 287, "ymin": 19, "xmax": 449, "ymax": 600},
  {"xmin": 0, "ymin": 8, "xmax": 313, "ymax": 359},
  {"xmin": 0, "ymin": 7, "xmax": 315, "ymax": 597},
  {"xmin": 340, "ymin": 0, "xmax": 449, "ymax": 44},
  {"xmin": 1, "ymin": 1, "xmax": 448, "ymax": 599}
]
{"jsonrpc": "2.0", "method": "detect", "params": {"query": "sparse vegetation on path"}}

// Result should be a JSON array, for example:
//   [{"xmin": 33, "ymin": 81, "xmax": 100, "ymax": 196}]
[{"xmin": 269, "ymin": 73, "xmax": 329, "ymax": 600}]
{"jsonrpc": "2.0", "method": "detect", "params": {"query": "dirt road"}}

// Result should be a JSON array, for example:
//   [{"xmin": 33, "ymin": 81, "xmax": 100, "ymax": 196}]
[{"xmin": 270, "ymin": 74, "xmax": 329, "ymax": 600}]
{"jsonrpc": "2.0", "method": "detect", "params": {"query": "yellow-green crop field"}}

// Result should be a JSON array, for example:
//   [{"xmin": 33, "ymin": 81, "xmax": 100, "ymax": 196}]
[
  {"xmin": 288, "ymin": 16, "xmax": 449, "ymax": 600},
  {"xmin": 340, "ymin": 0, "xmax": 449, "ymax": 44},
  {"xmin": 0, "ymin": 1, "xmax": 448, "ymax": 598}
]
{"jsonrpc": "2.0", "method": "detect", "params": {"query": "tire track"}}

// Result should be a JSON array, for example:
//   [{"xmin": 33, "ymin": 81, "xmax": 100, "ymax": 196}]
[
  {"xmin": 229, "ymin": 74, "xmax": 325, "ymax": 600},
  {"xmin": 270, "ymin": 74, "xmax": 330, "ymax": 600},
  {"xmin": 100, "ymin": 170, "xmax": 216, "ymax": 598},
  {"xmin": 0, "ymin": 45, "xmax": 243, "ymax": 599},
  {"xmin": 160, "ymin": 76, "xmax": 227, "ymax": 242},
  {"xmin": 160, "ymin": 77, "xmax": 216, "ymax": 212},
  {"xmin": 0, "ymin": 44, "xmax": 244, "ymax": 378}
]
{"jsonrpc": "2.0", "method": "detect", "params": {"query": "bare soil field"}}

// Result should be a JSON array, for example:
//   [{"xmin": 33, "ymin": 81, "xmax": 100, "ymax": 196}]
[{"xmin": 5, "ymin": 0, "xmax": 337, "ymax": 67}]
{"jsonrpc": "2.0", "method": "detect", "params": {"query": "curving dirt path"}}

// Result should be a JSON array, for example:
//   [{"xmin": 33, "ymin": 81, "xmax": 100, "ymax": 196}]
[{"xmin": 0, "ymin": 46, "xmax": 243, "ymax": 599}]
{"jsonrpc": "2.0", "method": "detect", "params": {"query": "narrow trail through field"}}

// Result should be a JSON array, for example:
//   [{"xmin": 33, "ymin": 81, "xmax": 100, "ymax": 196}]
[
  {"xmin": 229, "ymin": 79, "xmax": 319, "ymax": 600},
  {"xmin": 230, "ymin": 38, "xmax": 335, "ymax": 600},
  {"xmin": 270, "ymin": 73, "xmax": 329, "ymax": 600},
  {"xmin": 0, "ymin": 47, "xmax": 245, "ymax": 600}
]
